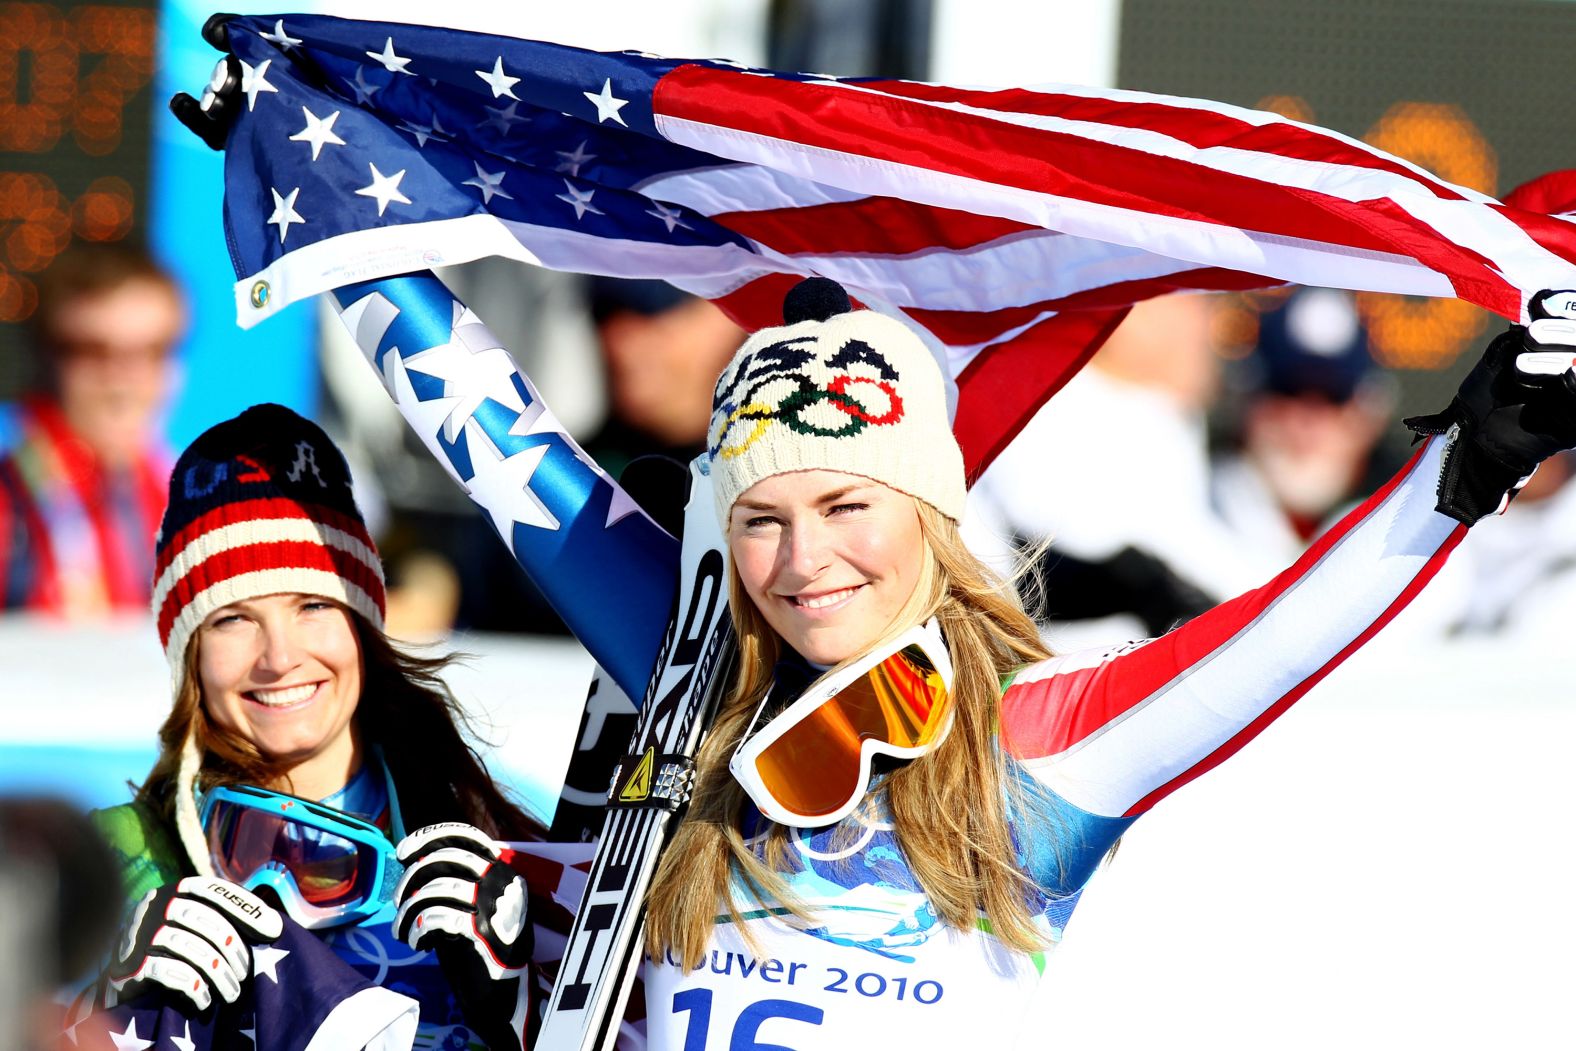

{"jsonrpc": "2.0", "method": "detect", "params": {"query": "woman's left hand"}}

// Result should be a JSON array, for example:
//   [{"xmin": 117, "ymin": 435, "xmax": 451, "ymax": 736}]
[{"xmin": 394, "ymin": 823, "xmax": 532, "ymax": 1050}]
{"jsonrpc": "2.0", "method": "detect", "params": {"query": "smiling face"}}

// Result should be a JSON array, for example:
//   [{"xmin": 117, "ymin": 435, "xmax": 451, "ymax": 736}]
[
  {"xmin": 729, "ymin": 470, "xmax": 927, "ymax": 667},
  {"xmin": 195, "ymin": 592, "xmax": 364, "ymax": 795}
]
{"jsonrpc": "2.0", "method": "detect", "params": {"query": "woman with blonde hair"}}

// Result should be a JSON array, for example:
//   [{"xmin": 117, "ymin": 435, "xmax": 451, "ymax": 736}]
[{"xmin": 399, "ymin": 277, "xmax": 1576, "ymax": 1050}]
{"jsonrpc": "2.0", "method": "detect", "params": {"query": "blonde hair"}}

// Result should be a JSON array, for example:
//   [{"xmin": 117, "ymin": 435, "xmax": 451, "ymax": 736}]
[{"xmin": 646, "ymin": 500, "xmax": 1055, "ymax": 968}]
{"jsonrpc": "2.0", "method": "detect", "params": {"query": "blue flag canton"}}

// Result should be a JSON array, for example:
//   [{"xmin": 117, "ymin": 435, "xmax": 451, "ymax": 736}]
[{"xmin": 221, "ymin": 14, "xmax": 761, "ymax": 277}]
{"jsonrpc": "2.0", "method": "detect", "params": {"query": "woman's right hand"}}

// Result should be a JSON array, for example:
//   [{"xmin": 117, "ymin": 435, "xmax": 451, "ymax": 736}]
[{"xmin": 104, "ymin": 877, "xmax": 283, "ymax": 1012}]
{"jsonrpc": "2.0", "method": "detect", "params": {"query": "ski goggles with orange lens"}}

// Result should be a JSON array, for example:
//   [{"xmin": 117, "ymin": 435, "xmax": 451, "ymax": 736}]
[
  {"xmin": 729, "ymin": 619, "xmax": 954, "ymax": 828},
  {"xmin": 199, "ymin": 784, "xmax": 402, "ymax": 930}
]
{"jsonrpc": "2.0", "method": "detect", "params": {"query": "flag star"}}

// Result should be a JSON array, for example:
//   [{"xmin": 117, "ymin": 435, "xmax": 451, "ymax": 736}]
[
  {"xmin": 239, "ymin": 59, "xmax": 277, "ymax": 111},
  {"xmin": 252, "ymin": 945, "xmax": 290, "ymax": 982},
  {"xmin": 466, "ymin": 429, "xmax": 560, "ymax": 546},
  {"xmin": 355, "ymin": 163, "xmax": 411, "ymax": 216},
  {"xmin": 403, "ymin": 308, "xmax": 528, "ymax": 442},
  {"xmin": 646, "ymin": 202, "xmax": 690, "ymax": 233},
  {"xmin": 582, "ymin": 78, "xmax": 630, "ymax": 125},
  {"xmin": 463, "ymin": 162, "xmax": 513, "ymax": 205},
  {"xmin": 385, "ymin": 351, "xmax": 468, "ymax": 485},
  {"xmin": 555, "ymin": 140, "xmax": 596, "ymax": 176},
  {"xmin": 398, "ymin": 114, "xmax": 444, "ymax": 148},
  {"xmin": 475, "ymin": 56, "xmax": 521, "ymax": 99},
  {"xmin": 366, "ymin": 36, "xmax": 415, "ymax": 75},
  {"xmin": 288, "ymin": 106, "xmax": 345, "ymax": 160},
  {"xmin": 481, "ymin": 100, "xmax": 529, "ymax": 135},
  {"xmin": 171, "ymin": 1020, "xmax": 197, "ymax": 1051},
  {"xmin": 107, "ymin": 1018, "xmax": 154, "ymax": 1051},
  {"xmin": 260, "ymin": 19, "xmax": 301, "ymax": 50},
  {"xmin": 343, "ymin": 66, "xmax": 380, "ymax": 106},
  {"xmin": 555, "ymin": 180, "xmax": 603, "ymax": 221},
  {"xmin": 267, "ymin": 186, "xmax": 305, "ymax": 242}
]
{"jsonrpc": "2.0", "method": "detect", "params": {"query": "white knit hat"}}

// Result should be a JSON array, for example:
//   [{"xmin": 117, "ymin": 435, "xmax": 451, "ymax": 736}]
[{"xmin": 707, "ymin": 279, "xmax": 965, "ymax": 527}]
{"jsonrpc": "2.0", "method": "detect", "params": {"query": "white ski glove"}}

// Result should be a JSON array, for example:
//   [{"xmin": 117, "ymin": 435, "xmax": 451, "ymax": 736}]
[
  {"xmin": 105, "ymin": 877, "xmax": 283, "ymax": 1012},
  {"xmin": 395, "ymin": 823, "xmax": 533, "ymax": 1050}
]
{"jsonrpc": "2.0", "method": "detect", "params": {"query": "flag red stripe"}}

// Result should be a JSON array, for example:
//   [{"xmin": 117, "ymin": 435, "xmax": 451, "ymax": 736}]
[
  {"xmin": 658, "ymin": 67, "xmax": 1523, "ymax": 316},
  {"xmin": 712, "ymin": 194, "xmax": 1035, "ymax": 256},
  {"xmin": 855, "ymin": 79, "xmax": 1468, "ymax": 202}
]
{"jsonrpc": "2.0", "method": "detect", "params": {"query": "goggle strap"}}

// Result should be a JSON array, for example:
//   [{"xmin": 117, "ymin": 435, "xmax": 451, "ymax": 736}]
[{"xmin": 607, "ymin": 749, "xmax": 697, "ymax": 813}]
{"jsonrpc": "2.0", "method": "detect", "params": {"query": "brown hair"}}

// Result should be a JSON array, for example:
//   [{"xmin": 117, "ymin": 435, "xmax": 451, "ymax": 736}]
[
  {"xmin": 136, "ymin": 612, "xmax": 540, "ymax": 845},
  {"xmin": 646, "ymin": 500, "xmax": 1055, "ymax": 968},
  {"xmin": 30, "ymin": 242, "xmax": 182, "ymax": 351}
]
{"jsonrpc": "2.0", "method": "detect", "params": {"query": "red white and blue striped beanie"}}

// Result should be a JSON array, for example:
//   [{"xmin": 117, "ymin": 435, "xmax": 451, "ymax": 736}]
[{"xmin": 151, "ymin": 404, "xmax": 385, "ymax": 688}]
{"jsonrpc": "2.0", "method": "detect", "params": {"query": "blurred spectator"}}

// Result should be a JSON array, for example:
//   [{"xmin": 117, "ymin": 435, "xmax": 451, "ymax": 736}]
[
  {"xmin": 1448, "ymin": 451, "xmax": 1576, "ymax": 641},
  {"xmin": 1210, "ymin": 287, "xmax": 1399, "ymax": 561},
  {"xmin": 0, "ymin": 798, "xmax": 120, "ymax": 1050},
  {"xmin": 0, "ymin": 244, "xmax": 186, "ymax": 616},
  {"xmin": 580, "ymin": 277, "xmax": 745, "ymax": 486},
  {"xmin": 965, "ymin": 292, "xmax": 1251, "ymax": 645}
]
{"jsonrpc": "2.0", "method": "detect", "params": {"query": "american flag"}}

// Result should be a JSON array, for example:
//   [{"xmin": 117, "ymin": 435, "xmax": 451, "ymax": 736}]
[
  {"xmin": 83, "ymin": 919, "xmax": 417, "ymax": 1051},
  {"xmin": 215, "ymin": 13, "xmax": 1576, "ymax": 478}
]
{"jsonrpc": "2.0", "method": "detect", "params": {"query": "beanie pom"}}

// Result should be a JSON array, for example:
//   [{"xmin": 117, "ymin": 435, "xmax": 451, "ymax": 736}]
[{"xmin": 783, "ymin": 277, "xmax": 851, "ymax": 324}]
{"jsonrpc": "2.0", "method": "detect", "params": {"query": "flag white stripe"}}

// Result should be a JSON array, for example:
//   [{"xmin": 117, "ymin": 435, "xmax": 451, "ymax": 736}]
[{"xmin": 656, "ymin": 113, "xmax": 1460, "ymax": 299}]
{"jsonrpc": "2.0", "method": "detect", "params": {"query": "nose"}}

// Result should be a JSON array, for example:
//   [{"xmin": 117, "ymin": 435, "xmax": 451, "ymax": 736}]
[
  {"xmin": 781, "ymin": 514, "xmax": 831, "ymax": 583},
  {"xmin": 254, "ymin": 618, "xmax": 303, "ymax": 678}
]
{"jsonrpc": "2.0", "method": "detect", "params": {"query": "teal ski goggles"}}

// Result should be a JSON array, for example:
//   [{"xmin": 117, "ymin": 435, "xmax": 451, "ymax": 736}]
[{"xmin": 198, "ymin": 784, "xmax": 403, "ymax": 930}]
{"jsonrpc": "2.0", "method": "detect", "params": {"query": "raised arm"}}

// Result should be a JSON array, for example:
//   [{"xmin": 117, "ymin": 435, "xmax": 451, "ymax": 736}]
[
  {"xmin": 1000, "ymin": 313, "xmax": 1576, "ymax": 872},
  {"xmin": 330, "ymin": 271, "xmax": 679, "ymax": 698}
]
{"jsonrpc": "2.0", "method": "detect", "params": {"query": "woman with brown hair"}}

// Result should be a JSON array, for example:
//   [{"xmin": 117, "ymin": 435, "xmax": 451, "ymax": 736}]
[{"xmin": 91, "ymin": 403, "xmax": 541, "ymax": 1051}]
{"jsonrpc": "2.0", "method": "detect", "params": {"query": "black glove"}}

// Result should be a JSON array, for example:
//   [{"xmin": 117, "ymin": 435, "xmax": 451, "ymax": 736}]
[
  {"xmin": 1403, "ymin": 302, "xmax": 1576, "ymax": 526},
  {"xmin": 105, "ymin": 877, "xmax": 283, "ymax": 1012},
  {"xmin": 395, "ymin": 823, "xmax": 533, "ymax": 1051}
]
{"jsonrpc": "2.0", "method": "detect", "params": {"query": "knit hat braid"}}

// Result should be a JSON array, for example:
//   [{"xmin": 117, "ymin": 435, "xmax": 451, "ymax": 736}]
[
  {"xmin": 150, "ymin": 403, "xmax": 385, "ymax": 691},
  {"xmin": 706, "ymin": 278, "xmax": 965, "ymax": 527}
]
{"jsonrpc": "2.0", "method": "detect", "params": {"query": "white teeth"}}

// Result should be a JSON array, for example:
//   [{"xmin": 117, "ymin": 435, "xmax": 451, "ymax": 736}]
[
  {"xmin": 798, "ymin": 587, "xmax": 857, "ymax": 610},
  {"xmin": 250, "ymin": 683, "xmax": 317, "ymax": 707}
]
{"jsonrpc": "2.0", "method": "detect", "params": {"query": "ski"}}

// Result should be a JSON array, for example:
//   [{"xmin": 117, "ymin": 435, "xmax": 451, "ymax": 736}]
[{"xmin": 538, "ymin": 456, "xmax": 736, "ymax": 1051}]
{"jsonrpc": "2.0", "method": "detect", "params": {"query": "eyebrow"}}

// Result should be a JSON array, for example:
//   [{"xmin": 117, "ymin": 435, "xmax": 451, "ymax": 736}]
[{"xmin": 734, "ymin": 485, "xmax": 873, "ymax": 513}]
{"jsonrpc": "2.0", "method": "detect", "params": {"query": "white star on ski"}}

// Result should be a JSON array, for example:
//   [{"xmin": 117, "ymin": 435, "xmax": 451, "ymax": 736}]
[
  {"xmin": 646, "ymin": 202, "xmax": 690, "ymax": 233},
  {"xmin": 107, "ymin": 1018, "xmax": 154, "ymax": 1051},
  {"xmin": 355, "ymin": 163, "xmax": 411, "ymax": 216},
  {"xmin": 555, "ymin": 140, "xmax": 596, "ymax": 176},
  {"xmin": 171, "ymin": 1020, "xmax": 197, "ymax": 1051},
  {"xmin": 403, "ymin": 307, "xmax": 528, "ymax": 442},
  {"xmin": 343, "ymin": 66, "xmax": 380, "ymax": 106},
  {"xmin": 463, "ymin": 162, "xmax": 513, "ymax": 205},
  {"xmin": 555, "ymin": 180, "xmax": 603, "ymax": 221},
  {"xmin": 239, "ymin": 59, "xmax": 277, "ymax": 111},
  {"xmin": 582, "ymin": 78, "xmax": 630, "ymax": 125},
  {"xmin": 366, "ymin": 37, "xmax": 414, "ymax": 75},
  {"xmin": 475, "ymin": 56, "xmax": 521, "ymax": 99},
  {"xmin": 253, "ymin": 945, "xmax": 290, "ymax": 982},
  {"xmin": 386, "ymin": 352, "xmax": 468, "ymax": 486},
  {"xmin": 267, "ymin": 187, "xmax": 305, "ymax": 242},
  {"xmin": 481, "ymin": 100, "xmax": 529, "ymax": 135},
  {"xmin": 466, "ymin": 424, "xmax": 560, "ymax": 546},
  {"xmin": 288, "ymin": 106, "xmax": 344, "ymax": 160},
  {"xmin": 260, "ymin": 19, "xmax": 302, "ymax": 50}
]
